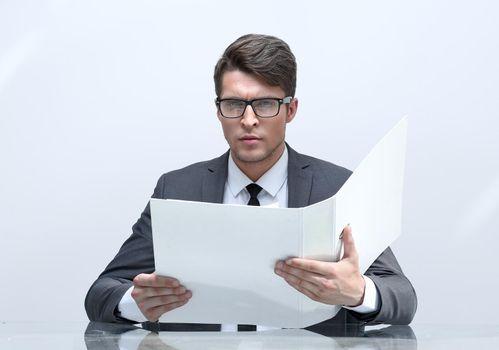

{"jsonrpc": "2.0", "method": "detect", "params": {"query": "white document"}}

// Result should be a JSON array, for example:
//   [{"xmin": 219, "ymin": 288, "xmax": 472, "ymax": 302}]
[{"xmin": 151, "ymin": 117, "xmax": 408, "ymax": 328}]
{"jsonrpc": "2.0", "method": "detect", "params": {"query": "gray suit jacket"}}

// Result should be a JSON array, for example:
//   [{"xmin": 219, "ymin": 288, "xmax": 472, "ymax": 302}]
[{"xmin": 85, "ymin": 145, "xmax": 417, "ymax": 330}]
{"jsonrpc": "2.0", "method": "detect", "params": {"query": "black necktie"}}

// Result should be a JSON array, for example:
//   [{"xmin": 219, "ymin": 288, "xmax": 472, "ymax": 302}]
[{"xmin": 246, "ymin": 183, "xmax": 262, "ymax": 206}]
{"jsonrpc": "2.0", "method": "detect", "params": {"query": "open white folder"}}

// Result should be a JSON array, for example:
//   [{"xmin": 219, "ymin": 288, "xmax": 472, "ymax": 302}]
[{"xmin": 151, "ymin": 117, "xmax": 408, "ymax": 328}]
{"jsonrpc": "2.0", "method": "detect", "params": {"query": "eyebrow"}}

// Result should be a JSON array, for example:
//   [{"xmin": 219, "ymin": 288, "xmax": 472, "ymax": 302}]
[{"xmin": 219, "ymin": 95, "xmax": 282, "ymax": 100}]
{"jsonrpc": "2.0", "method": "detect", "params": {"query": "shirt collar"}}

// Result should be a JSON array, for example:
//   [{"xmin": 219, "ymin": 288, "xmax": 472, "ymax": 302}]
[{"xmin": 227, "ymin": 147, "xmax": 288, "ymax": 198}]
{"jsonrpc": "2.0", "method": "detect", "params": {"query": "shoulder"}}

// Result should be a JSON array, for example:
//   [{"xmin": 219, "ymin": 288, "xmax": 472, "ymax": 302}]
[
  {"xmin": 287, "ymin": 145, "xmax": 352, "ymax": 201},
  {"xmin": 297, "ymin": 152, "xmax": 352, "ymax": 177},
  {"xmin": 161, "ymin": 157, "xmax": 218, "ymax": 180},
  {"xmin": 153, "ymin": 152, "xmax": 229, "ymax": 199},
  {"xmin": 305, "ymin": 153, "xmax": 351, "ymax": 195},
  {"xmin": 288, "ymin": 145, "xmax": 352, "ymax": 179}
]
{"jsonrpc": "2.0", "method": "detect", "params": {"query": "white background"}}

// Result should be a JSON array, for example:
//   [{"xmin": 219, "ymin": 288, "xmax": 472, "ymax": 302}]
[{"xmin": 1, "ymin": 0, "xmax": 498, "ymax": 325}]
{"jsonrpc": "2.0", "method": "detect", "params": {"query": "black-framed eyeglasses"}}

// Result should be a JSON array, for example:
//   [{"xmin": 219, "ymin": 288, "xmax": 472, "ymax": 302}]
[{"xmin": 215, "ymin": 96, "xmax": 292, "ymax": 118}]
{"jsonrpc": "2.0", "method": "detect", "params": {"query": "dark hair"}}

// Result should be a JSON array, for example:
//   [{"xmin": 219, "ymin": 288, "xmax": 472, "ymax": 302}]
[{"xmin": 214, "ymin": 34, "xmax": 297, "ymax": 97}]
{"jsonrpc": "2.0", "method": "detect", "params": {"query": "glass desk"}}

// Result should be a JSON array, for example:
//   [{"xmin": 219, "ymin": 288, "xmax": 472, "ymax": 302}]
[{"xmin": 1, "ymin": 321, "xmax": 498, "ymax": 349}]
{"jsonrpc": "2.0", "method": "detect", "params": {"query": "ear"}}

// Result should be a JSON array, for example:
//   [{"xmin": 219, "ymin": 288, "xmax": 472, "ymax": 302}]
[{"xmin": 286, "ymin": 97, "xmax": 298, "ymax": 123}]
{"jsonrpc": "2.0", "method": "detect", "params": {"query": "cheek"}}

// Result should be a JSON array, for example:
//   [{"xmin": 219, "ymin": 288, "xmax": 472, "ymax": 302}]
[
  {"xmin": 220, "ymin": 121, "xmax": 236, "ymax": 140},
  {"xmin": 271, "ymin": 119, "xmax": 287, "ymax": 138}
]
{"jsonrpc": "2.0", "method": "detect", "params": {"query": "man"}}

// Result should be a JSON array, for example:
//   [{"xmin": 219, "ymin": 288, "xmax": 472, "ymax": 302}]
[{"xmin": 85, "ymin": 34, "xmax": 417, "ymax": 331}]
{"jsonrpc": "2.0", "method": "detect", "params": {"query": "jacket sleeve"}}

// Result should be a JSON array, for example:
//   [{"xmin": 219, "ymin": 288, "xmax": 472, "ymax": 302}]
[
  {"xmin": 348, "ymin": 247, "xmax": 418, "ymax": 325},
  {"xmin": 84, "ymin": 176, "xmax": 166, "ymax": 322}
]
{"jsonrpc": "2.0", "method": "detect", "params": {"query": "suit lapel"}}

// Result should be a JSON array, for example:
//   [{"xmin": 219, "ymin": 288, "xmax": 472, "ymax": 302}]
[
  {"xmin": 201, "ymin": 151, "xmax": 229, "ymax": 204},
  {"xmin": 287, "ymin": 145, "xmax": 313, "ymax": 208}
]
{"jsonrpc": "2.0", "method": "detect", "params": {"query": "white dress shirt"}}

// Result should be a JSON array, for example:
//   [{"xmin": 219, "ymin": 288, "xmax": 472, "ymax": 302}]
[{"xmin": 118, "ymin": 147, "xmax": 379, "ymax": 326}]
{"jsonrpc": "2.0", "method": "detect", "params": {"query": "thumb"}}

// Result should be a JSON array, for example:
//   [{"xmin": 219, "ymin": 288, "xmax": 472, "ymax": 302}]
[{"xmin": 341, "ymin": 224, "xmax": 358, "ymax": 260}]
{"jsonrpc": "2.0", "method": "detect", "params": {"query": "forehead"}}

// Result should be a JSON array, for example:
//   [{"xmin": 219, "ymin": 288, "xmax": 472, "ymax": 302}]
[{"xmin": 220, "ymin": 70, "xmax": 285, "ymax": 99}]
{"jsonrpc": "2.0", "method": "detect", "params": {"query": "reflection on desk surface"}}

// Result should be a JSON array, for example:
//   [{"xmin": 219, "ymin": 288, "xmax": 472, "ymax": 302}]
[
  {"xmin": 3, "ymin": 322, "xmax": 499, "ymax": 349},
  {"xmin": 84, "ymin": 322, "xmax": 417, "ymax": 350}
]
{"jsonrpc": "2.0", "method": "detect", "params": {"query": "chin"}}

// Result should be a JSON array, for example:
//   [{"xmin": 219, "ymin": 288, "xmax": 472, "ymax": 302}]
[{"xmin": 234, "ymin": 150, "xmax": 268, "ymax": 164}]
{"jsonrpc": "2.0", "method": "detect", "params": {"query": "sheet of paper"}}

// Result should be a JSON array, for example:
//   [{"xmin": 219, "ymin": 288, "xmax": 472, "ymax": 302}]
[
  {"xmin": 335, "ymin": 116, "xmax": 408, "ymax": 272},
  {"xmin": 151, "ymin": 116, "xmax": 408, "ymax": 328}
]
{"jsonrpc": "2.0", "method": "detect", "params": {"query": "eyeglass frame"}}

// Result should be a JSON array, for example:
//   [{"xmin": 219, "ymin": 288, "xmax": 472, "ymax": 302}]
[{"xmin": 215, "ymin": 96, "xmax": 293, "ymax": 119}]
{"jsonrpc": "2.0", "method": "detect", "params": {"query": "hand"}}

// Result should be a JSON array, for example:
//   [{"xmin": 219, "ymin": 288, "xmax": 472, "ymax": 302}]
[
  {"xmin": 131, "ymin": 273, "xmax": 192, "ymax": 321},
  {"xmin": 274, "ymin": 225, "xmax": 365, "ymax": 307}
]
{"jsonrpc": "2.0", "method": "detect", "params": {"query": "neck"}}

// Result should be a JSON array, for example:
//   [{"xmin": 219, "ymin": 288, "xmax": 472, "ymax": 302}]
[{"xmin": 232, "ymin": 143, "xmax": 286, "ymax": 182}]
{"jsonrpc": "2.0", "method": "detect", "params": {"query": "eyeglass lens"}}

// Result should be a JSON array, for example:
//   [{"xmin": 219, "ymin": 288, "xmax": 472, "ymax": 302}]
[{"xmin": 220, "ymin": 99, "xmax": 280, "ymax": 118}]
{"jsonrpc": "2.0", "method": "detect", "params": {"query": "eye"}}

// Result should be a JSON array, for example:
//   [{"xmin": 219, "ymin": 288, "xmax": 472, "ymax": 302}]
[
  {"xmin": 253, "ymin": 99, "xmax": 278, "ymax": 109},
  {"xmin": 223, "ymin": 100, "xmax": 244, "ymax": 110}
]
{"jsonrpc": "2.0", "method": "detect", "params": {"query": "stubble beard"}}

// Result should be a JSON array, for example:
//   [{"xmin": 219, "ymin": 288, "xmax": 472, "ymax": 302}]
[{"xmin": 232, "ymin": 139, "xmax": 285, "ymax": 166}]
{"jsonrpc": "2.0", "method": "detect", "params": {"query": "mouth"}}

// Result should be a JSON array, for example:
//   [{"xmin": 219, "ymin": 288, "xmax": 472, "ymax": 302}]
[{"xmin": 239, "ymin": 135, "xmax": 261, "ymax": 145}]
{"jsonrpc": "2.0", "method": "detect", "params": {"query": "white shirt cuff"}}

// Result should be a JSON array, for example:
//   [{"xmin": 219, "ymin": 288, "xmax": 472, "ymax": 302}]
[
  {"xmin": 342, "ymin": 275, "xmax": 379, "ymax": 314},
  {"xmin": 117, "ymin": 285, "xmax": 148, "ymax": 323}
]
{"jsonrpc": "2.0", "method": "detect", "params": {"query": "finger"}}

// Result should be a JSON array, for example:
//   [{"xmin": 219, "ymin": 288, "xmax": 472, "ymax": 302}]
[
  {"xmin": 133, "ymin": 273, "xmax": 180, "ymax": 288},
  {"xmin": 274, "ymin": 260, "xmax": 285, "ymax": 269},
  {"xmin": 137, "ymin": 291, "xmax": 192, "ymax": 311},
  {"xmin": 275, "ymin": 265, "xmax": 328, "ymax": 291},
  {"xmin": 144, "ymin": 299, "xmax": 190, "ymax": 322},
  {"xmin": 281, "ymin": 275, "xmax": 322, "ymax": 302},
  {"xmin": 341, "ymin": 224, "xmax": 358, "ymax": 260},
  {"xmin": 284, "ymin": 258, "xmax": 332, "ymax": 275},
  {"xmin": 278, "ymin": 266, "xmax": 348, "ymax": 305},
  {"xmin": 132, "ymin": 286, "xmax": 187, "ymax": 301},
  {"xmin": 276, "ymin": 261, "xmax": 322, "ymax": 281}
]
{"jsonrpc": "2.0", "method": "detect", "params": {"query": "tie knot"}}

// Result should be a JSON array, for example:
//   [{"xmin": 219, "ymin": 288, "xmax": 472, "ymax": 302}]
[{"xmin": 246, "ymin": 183, "xmax": 262, "ymax": 206}]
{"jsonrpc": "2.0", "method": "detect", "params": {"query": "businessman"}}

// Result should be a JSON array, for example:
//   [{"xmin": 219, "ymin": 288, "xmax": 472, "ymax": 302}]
[{"xmin": 85, "ymin": 34, "xmax": 417, "ymax": 331}]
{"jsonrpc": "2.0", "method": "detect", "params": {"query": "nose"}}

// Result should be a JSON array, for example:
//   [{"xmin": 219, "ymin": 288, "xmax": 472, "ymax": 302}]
[{"xmin": 240, "ymin": 104, "xmax": 259, "ymax": 127}]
